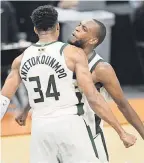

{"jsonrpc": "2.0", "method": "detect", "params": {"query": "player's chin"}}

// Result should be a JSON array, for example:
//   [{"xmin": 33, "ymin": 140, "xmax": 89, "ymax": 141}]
[
  {"xmin": 68, "ymin": 36, "xmax": 77, "ymax": 43},
  {"xmin": 67, "ymin": 40, "xmax": 75, "ymax": 45}
]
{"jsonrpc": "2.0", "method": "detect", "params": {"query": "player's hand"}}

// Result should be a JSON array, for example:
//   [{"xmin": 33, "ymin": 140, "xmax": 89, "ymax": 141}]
[
  {"xmin": 120, "ymin": 132, "xmax": 137, "ymax": 148},
  {"xmin": 15, "ymin": 111, "xmax": 28, "ymax": 126}
]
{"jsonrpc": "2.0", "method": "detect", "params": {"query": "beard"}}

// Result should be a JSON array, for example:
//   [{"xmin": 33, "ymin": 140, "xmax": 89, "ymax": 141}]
[{"xmin": 67, "ymin": 37, "xmax": 84, "ymax": 48}]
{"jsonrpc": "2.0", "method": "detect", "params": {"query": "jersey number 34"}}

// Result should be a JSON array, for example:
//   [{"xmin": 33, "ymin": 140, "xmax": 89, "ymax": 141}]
[{"xmin": 29, "ymin": 75, "xmax": 60, "ymax": 103}]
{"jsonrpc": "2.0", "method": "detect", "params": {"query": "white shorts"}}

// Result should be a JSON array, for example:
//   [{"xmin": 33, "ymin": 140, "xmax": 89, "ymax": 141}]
[
  {"xmin": 82, "ymin": 103, "xmax": 109, "ymax": 163},
  {"xmin": 94, "ymin": 130, "xmax": 109, "ymax": 163},
  {"xmin": 30, "ymin": 114, "xmax": 101, "ymax": 163}
]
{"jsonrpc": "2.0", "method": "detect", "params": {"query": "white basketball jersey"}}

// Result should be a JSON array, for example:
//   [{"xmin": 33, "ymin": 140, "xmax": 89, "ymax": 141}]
[
  {"xmin": 20, "ymin": 41, "xmax": 79, "ymax": 117},
  {"xmin": 82, "ymin": 51, "xmax": 105, "ymax": 136}
]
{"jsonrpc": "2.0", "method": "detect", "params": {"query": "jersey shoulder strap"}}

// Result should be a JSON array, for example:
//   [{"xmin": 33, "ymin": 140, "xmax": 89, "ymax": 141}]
[
  {"xmin": 88, "ymin": 51, "xmax": 104, "ymax": 73},
  {"xmin": 60, "ymin": 43, "xmax": 69, "ymax": 55}
]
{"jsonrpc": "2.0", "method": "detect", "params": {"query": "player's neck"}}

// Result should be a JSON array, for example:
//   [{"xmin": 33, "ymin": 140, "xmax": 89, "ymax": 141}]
[
  {"xmin": 83, "ymin": 46, "xmax": 94, "ymax": 57},
  {"xmin": 38, "ymin": 34, "xmax": 58, "ymax": 44}
]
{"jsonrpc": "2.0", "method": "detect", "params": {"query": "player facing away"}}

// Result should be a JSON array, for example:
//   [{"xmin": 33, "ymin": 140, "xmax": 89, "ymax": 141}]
[
  {"xmin": 1, "ymin": 5, "xmax": 137, "ymax": 163},
  {"xmin": 16, "ymin": 19, "xmax": 144, "ymax": 163}
]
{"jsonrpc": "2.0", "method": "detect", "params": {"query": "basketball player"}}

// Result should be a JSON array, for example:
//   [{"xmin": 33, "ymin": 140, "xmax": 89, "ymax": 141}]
[
  {"xmin": 1, "ymin": 6, "xmax": 137, "ymax": 163},
  {"xmin": 16, "ymin": 19, "xmax": 144, "ymax": 162},
  {"xmin": 67, "ymin": 19, "xmax": 144, "ymax": 163}
]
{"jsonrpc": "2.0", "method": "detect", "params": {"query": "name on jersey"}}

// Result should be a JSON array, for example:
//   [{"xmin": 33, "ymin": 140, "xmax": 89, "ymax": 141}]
[{"xmin": 21, "ymin": 55, "xmax": 67, "ymax": 81}]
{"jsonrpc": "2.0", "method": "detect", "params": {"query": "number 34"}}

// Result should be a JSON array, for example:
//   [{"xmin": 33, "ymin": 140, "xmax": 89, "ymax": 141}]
[{"xmin": 29, "ymin": 75, "xmax": 60, "ymax": 103}]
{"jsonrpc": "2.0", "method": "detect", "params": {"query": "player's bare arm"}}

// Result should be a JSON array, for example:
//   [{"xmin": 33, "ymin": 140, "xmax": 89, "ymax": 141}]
[
  {"xmin": 64, "ymin": 46, "xmax": 136, "ymax": 147},
  {"xmin": 93, "ymin": 62, "xmax": 144, "ymax": 140},
  {"xmin": 1, "ymin": 54, "xmax": 23, "ymax": 120}
]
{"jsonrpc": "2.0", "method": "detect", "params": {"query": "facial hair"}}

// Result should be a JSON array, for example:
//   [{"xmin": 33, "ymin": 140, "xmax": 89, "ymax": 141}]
[{"xmin": 67, "ymin": 38, "xmax": 84, "ymax": 48}]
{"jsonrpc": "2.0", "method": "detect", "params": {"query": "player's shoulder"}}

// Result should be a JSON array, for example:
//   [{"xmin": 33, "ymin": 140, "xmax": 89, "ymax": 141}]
[
  {"xmin": 12, "ymin": 53, "xmax": 24, "ymax": 69},
  {"xmin": 65, "ymin": 44, "xmax": 85, "ymax": 54},
  {"xmin": 95, "ymin": 61, "xmax": 114, "ymax": 74},
  {"xmin": 64, "ymin": 44, "xmax": 87, "ymax": 62},
  {"xmin": 94, "ymin": 61, "xmax": 118, "ymax": 83},
  {"xmin": 24, "ymin": 44, "xmax": 35, "ymax": 52}
]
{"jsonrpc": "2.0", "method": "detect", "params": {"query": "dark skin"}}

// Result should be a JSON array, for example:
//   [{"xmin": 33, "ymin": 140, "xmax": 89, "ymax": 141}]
[
  {"xmin": 70, "ymin": 20, "xmax": 144, "ymax": 140},
  {"xmin": 16, "ymin": 20, "xmax": 144, "ymax": 140}
]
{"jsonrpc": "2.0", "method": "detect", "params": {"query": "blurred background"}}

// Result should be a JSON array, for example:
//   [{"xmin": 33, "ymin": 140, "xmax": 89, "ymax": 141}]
[{"xmin": 1, "ymin": 1, "xmax": 144, "ymax": 163}]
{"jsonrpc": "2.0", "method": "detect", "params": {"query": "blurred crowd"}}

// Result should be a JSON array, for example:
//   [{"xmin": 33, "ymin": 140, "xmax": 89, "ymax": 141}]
[{"xmin": 1, "ymin": 0, "xmax": 144, "ymax": 43}]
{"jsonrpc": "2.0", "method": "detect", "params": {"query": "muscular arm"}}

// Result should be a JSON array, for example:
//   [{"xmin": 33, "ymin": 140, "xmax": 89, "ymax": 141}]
[
  {"xmin": 1, "ymin": 55, "xmax": 22, "ymax": 119},
  {"xmin": 72, "ymin": 49, "xmax": 126, "ymax": 138},
  {"xmin": 1, "ymin": 55, "xmax": 22, "ymax": 99},
  {"xmin": 94, "ymin": 62, "xmax": 144, "ymax": 139}
]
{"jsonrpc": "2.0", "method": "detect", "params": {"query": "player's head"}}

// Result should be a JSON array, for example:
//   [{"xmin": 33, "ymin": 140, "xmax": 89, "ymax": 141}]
[
  {"xmin": 68, "ymin": 19, "xmax": 106, "ymax": 49},
  {"xmin": 31, "ymin": 5, "xmax": 59, "ymax": 38}
]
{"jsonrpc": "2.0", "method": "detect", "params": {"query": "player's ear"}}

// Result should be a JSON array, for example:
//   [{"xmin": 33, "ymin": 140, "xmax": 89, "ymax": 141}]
[
  {"xmin": 89, "ymin": 38, "xmax": 98, "ymax": 46},
  {"xmin": 34, "ymin": 27, "xmax": 38, "ymax": 35},
  {"xmin": 56, "ymin": 23, "xmax": 60, "ymax": 31}
]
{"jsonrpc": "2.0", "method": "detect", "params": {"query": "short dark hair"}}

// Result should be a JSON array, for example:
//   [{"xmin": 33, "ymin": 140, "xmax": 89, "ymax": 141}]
[
  {"xmin": 31, "ymin": 5, "xmax": 58, "ymax": 31},
  {"xmin": 93, "ymin": 19, "xmax": 106, "ymax": 47}
]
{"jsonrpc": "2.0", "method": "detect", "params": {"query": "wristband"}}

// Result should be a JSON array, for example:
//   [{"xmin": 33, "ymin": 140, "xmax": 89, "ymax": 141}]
[{"xmin": 0, "ymin": 95, "xmax": 10, "ymax": 120}]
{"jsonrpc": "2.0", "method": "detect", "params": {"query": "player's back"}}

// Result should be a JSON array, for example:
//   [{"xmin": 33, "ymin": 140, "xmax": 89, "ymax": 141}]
[{"xmin": 20, "ymin": 41, "xmax": 79, "ymax": 117}]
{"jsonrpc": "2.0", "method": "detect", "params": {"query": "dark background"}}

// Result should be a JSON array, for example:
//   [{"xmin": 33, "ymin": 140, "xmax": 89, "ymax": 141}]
[{"xmin": 1, "ymin": 0, "xmax": 144, "ymax": 86}]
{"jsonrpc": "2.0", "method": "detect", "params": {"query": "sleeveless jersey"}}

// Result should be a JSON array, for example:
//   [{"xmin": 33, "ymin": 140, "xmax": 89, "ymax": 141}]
[
  {"xmin": 74, "ymin": 51, "xmax": 109, "ymax": 161},
  {"xmin": 82, "ymin": 51, "xmax": 105, "ymax": 136},
  {"xmin": 19, "ymin": 41, "xmax": 79, "ymax": 117}
]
